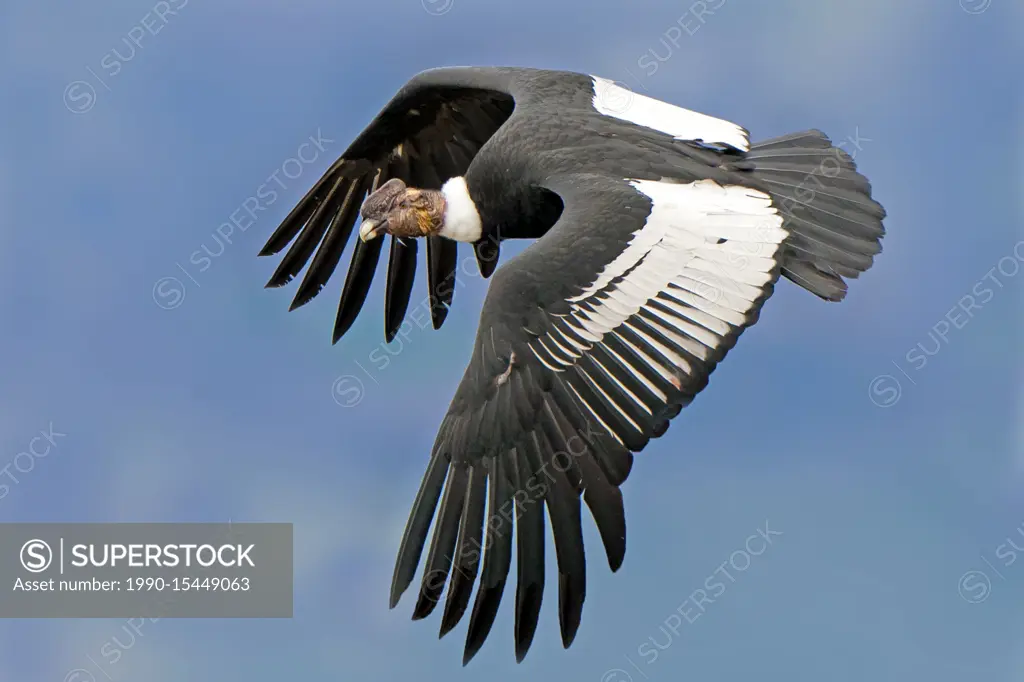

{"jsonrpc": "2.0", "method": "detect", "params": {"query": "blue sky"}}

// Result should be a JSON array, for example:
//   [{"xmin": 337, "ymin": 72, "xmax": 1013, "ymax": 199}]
[{"xmin": 1, "ymin": 0, "xmax": 1021, "ymax": 679}]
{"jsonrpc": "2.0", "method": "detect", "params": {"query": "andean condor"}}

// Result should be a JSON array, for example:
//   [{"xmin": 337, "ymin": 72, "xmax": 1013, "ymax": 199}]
[{"xmin": 258, "ymin": 66, "xmax": 886, "ymax": 665}]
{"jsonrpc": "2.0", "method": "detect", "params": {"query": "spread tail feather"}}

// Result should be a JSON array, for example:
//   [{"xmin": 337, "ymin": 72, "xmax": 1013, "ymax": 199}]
[{"xmin": 741, "ymin": 129, "xmax": 886, "ymax": 301}]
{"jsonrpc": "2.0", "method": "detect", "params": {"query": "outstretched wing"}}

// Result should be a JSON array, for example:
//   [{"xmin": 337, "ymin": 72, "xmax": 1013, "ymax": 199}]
[
  {"xmin": 390, "ymin": 172, "xmax": 790, "ymax": 664},
  {"xmin": 259, "ymin": 67, "xmax": 521, "ymax": 343}
]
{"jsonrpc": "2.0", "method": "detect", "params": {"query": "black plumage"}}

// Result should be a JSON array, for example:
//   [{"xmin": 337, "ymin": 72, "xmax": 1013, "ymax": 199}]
[{"xmin": 257, "ymin": 66, "xmax": 887, "ymax": 664}]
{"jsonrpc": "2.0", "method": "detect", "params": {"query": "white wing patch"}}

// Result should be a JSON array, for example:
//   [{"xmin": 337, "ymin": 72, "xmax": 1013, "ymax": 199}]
[
  {"xmin": 528, "ymin": 180, "xmax": 786, "ymax": 396},
  {"xmin": 590, "ymin": 76, "xmax": 749, "ymax": 152}
]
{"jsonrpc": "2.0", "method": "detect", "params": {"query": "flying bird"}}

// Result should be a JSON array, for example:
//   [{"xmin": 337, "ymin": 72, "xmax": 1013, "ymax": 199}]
[{"xmin": 258, "ymin": 66, "xmax": 886, "ymax": 664}]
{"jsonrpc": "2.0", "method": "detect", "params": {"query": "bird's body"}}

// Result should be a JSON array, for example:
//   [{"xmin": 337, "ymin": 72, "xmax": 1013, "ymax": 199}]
[{"xmin": 258, "ymin": 66, "xmax": 886, "ymax": 664}]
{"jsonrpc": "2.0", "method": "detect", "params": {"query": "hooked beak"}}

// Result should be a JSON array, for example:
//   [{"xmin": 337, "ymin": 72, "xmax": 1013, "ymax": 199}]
[{"xmin": 358, "ymin": 218, "xmax": 388, "ymax": 242}]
